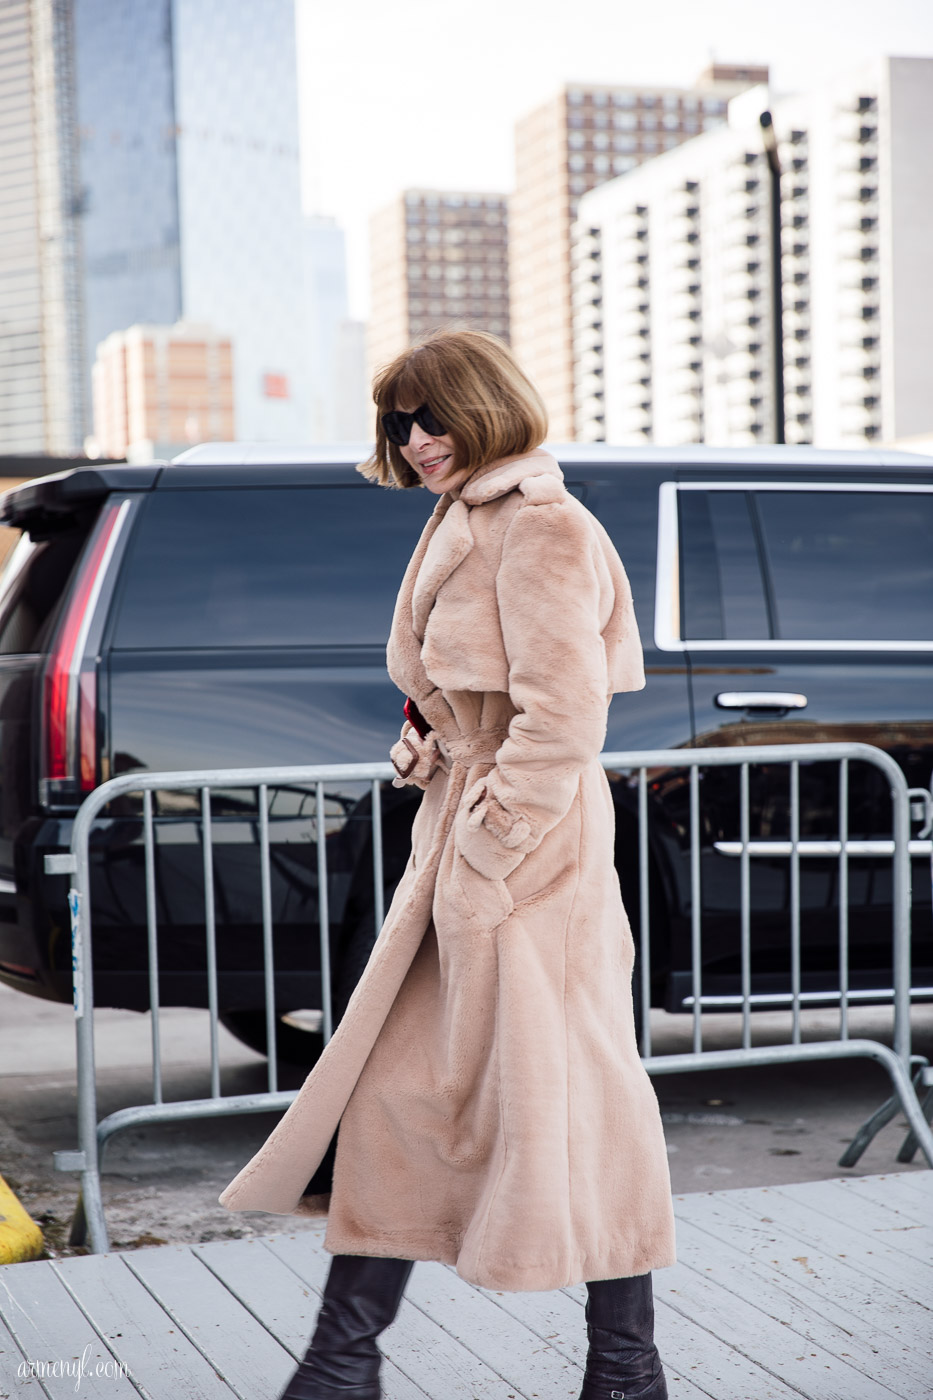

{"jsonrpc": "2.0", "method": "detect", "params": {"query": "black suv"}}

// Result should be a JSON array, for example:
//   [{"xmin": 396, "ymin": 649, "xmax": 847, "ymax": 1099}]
[{"xmin": 1, "ymin": 444, "xmax": 931, "ymax": 1059}]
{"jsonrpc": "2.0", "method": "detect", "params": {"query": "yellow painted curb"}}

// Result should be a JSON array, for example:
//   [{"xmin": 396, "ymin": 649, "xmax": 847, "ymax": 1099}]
[{"xmin": 0, "ymin": 1174, "xmax": 43, "ymax": 1264}]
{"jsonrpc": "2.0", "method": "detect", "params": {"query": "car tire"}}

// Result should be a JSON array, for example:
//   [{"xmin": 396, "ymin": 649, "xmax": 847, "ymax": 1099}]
[{"xmin": 219, "ymin": 1009, "xmax": 325, "ymax": 1067}]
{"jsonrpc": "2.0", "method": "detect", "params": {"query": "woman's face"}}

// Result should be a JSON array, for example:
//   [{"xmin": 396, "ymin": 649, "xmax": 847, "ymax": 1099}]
[{"xmin": 396, "ymin": 409, "xmax": 471, "ymax": 496}]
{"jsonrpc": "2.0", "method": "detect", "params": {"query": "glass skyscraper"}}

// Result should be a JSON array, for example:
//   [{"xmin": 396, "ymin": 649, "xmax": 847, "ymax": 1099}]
[{"xmin": 1, "ymin": 0, "xmax": 307, "ymax": 452}]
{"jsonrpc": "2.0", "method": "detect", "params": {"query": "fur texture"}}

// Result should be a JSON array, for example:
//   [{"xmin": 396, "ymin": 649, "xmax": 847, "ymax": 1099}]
[{"xmin": 219, "ymin": 449, "xmax": 676, "ymax": 1290}]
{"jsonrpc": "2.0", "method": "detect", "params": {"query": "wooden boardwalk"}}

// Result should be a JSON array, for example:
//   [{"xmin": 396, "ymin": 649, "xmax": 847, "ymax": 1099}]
[{"xmin": 1, "ymin": 1172, "xmax": 930, "ymax": 1400}]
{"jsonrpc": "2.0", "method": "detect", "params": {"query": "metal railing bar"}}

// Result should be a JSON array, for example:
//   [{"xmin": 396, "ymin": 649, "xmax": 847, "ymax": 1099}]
[
  {"xmin": 680, "ymin": 985, "xmax": 933, "ymax": 1008},
  {"xmin": 713, "ymin": 838, "xmax": 932, "ymax": 857},
  {"xmin": 316, "ymin": 782, "xmax": 333, "ymax": 1044},
  {"xmin": 891, "ymin": 769, "xmax": 912, "ymax": 1067},
  {"xmin": 53, "ymin": 740, "xmax": 926, "ymax": 1254},
  {"xmin": 143, "ymin": 789, "xmax": 162, "ymax": 1106},
  {"xmin": 638, "ymin": 767, "xmax": 651, "ymax": 1059},
  {"xmin": 258, "ymin": 783, "xmax": 277, "ymax": 1094},
  {"xmin": 372, "ymin": 778, "xmax": 385, "ymax": 936},
  {"xmin": 740, "ymin": 762, "xmax": 751, "ymax": 1051},
  {"xmin": 839, "ymin": 760, "xmax": 850, "ymax": 1042},
  {"xmin": 201, "ymin": 786, "xmax": 220, "ymax": 1100},
  {"xmin": 689, "ymin": 766, "xmax": 702, "ymax": 1055},
  {"xmin": 790, "ymin": 760, "xmax": 801, "ymax": 1045}
]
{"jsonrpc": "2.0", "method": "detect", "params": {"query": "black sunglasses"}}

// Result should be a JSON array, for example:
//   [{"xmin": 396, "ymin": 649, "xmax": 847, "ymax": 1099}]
[{"xmin": 381, "ymin": 403, "xmax": 447, "ymax": 446}]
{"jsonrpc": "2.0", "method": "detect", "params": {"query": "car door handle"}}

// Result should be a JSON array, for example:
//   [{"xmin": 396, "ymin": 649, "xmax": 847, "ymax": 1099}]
[{"xmin": 714, "ymin": 691, "xmax": 808, "ymax": 710}]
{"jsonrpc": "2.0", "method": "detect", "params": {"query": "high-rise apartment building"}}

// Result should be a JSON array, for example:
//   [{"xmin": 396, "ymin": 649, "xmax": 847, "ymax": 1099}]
[
  {"xmin": 572, "ymin": 57, "xmax": 933, "ymax": 450},
  {"xmin": 92, "ymin": 322, "xmax": 234, "ymax": 460},
  {"xmin": 0, "ymin": 0, "xmax": 85, "ymax": 453},
  {"xmin": 368, "ymin": 189, "xmax": 509, "ymax": 379},
  {"xmin": 510, "ymin": 66, "xmax": 768, "ymax": 439},
  {"xmin": 1, "ymin": 0, "xmax": 307, "ymax": 453}
]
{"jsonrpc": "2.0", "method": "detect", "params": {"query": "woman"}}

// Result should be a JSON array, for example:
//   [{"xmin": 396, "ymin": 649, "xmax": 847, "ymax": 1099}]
[{"xmin": 220, "ymin": 330, "xmax": 675, "ymax": 1400}]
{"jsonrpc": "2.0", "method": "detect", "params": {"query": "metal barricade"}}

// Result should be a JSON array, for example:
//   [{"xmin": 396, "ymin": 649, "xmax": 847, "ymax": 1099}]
[{"xmin": 49, "ymin": 743, "xmax": 933, "ymax": 1254}]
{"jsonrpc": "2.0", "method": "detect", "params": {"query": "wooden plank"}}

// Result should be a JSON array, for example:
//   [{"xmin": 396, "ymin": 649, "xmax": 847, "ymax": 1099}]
[
  {"xmin": 814, "ymin": 1174, "xmax": 932, "ymax": 1228},
  {"xmin": 874, "ymin": 1172, "xmax": 933, "ymax": 1214},
  {"xmin": 52, "ymin": 1253, "xmax": 237, "ymax": 1399},
  {"xmin": 478, "ymin": 1271, "xmax": 720, "ymax": 1400},
  {"xmin": 666, "ymin": 1222, "xmax": 908, "ymax": 1400},
  {"xmin": 125, "ymin": 1245, "xmax": 295, "ymax": 1400},
  {"xmin": 0, "ymin": 1259, "xmax": 138, "ymax": 1400},
  {"xmin": 253, "ymin": 1235, "xmax": 426, "ymax": 1400},
  {"xmin": 405, "ymin": 1259, "xmax": 584, "ymax": 1400},
  {"xmin": 776, "ymin": 1179, "xmax": 933, "ymax": 1263},
  {"xmin": 676, "ymin": 1190, "xmax": 933, "ymax": 1362},
  {"xmin": 266, "ymin": 1232, "xmax": 542, "ymax": 1400},
  {"xmin": 674, "ymin": 1214, "xmax": 929, "ymax": 1399},
  {"xmin": 0, "ymin": 1310, "xmax": 45, "ymax": 1399},
  {"xmin": 480, "ymin": 1271, "xmax": 798, "ymax": 1400},
  {"xmin": 194, "ymin": 1235, "xmax": 322, "ymax": 1356},
  {"xmin": 756, "ymin": 1181, "xmax": 933, "ymax": 1286}
]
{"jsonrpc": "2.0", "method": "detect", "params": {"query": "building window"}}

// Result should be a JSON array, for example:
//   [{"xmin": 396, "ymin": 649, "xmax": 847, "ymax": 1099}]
[
  {"xmin": 614, "ymin": 133, "xmax": 636, "ymax": 152},
  {"xmin": 641, "ymin": 115, "xmax": 658, "ymax": 131},
  {"xmin": 569, "ymin": 113, "xmax": 585, "ymax": 128},
  {"xmin": 614, "ymin": 112, "xmax": 638, "ymax": 130},
  {"xmin": 594, "ymin": 155, "xmax": 611, "ymax": 174},
  {"xmin": 568, "ymin": 89, "xmax": 584, "ymax": 105},
  {"xmin": 593, "ymin": 91, "xmax": 608, "ymax": 106},
  {"xmin": 570, "ymin": 176, "xmax": 587, "ymax": 194},
  {"xmin": 569, "ymin": 154, "xmax": 586, "ymax": 172},
  {"xmin": 569, "ymin": 131, "xmax": 585, "ymax": 149},
  {"xmin": 593, "ymin": 132, "xmax": 610, "ymax": 149},
  {"xmin": 641, "ymin": 94, "xmax": 657, "ymax": 108},
  {"xmin": 663, "ymin": 94, "xmax": 680, "ymax": 110},
  {"xmin": 614, "ymin": 91, "xmax": 637, "ymax": 108},
  {"xmin": 613, "ymin": 156, "xmax": 636, "ymax": 174},
  {"xmin": 662, "ymin": 114, "xmax": 680, "ymax": 130}
]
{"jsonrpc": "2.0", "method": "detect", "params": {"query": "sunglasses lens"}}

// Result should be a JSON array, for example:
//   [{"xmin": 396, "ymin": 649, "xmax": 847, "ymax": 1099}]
[
  {"xmin": 417, "ymin": 404, "xmax": 447, "ymax": 437},
  {"xmin": 381, "ymin": 412, "xmax": 409, "ymax": 446}
]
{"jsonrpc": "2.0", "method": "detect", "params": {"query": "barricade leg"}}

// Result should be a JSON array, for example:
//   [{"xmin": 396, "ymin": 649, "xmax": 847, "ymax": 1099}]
[
  {"xmin": 838, "ymin": 1058, "xmax": 932, "ymax": 1169},
  {"xmin": 896, "ymin": 1065, "xmax": 933, "ymax": 1164}
]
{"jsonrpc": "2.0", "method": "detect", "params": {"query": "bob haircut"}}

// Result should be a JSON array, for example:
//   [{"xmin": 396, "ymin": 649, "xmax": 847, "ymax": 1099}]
[{"xmin": 359, "ymin": 329, "xmax": 548, "ymax": 489}]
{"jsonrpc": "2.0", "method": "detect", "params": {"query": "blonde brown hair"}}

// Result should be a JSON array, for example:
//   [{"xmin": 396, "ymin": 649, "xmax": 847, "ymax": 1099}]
[{"xmin": 359, "ymin": 329, "xmax": 548, "ymax": 489}]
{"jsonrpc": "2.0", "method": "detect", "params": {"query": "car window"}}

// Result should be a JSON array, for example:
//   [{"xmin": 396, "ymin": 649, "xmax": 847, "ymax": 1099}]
[
  {"xmin": 111, "ymin": 486, "xmax": 433, "ymax": 649},
  {"xmin": 678, "ymin": 490, "xmax": 770, "ymax": 640},
  {"xmin": 0, "ymin": 528, "xmax": 90, "ymax": 655},
  {"xmin": 578, "ymin": 474, "xmax": 658, "ymax": 646},
  {"xmin": 754, "ymin": 490, "xmax": 933, "ymax": 641}
]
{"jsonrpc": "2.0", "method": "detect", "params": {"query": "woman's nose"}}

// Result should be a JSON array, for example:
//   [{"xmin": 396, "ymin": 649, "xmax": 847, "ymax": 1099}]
[{"xmin": 408, "ymin": 423, "xmax": 434, "ymax": 450}]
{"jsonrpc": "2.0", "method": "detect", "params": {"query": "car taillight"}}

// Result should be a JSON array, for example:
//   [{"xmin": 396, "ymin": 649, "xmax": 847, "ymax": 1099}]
[{"xmin": 42, "ymin": 500, "xmax": 128, "ymax": 799}]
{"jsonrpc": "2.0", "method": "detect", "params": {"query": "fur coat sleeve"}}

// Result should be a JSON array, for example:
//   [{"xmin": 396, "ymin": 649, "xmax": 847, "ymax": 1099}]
[{"xmin": 454, "ymin": 479, "xmax": 644, "ymax": 882}]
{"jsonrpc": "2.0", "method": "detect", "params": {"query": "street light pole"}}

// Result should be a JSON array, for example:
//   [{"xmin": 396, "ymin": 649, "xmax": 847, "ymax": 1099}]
[{"xmin": 759, "ymin": 110, "xmax": 785, "ymax": 445}]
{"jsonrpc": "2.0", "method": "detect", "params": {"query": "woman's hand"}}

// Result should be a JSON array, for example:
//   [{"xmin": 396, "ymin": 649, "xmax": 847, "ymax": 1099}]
[{"xmin": 390, "ymin": 720, "xmax": 445, "ymax": 790}]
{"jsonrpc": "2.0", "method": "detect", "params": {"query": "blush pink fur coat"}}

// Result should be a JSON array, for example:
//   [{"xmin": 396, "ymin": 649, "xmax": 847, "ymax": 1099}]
[{"xmin": 220, "ymin": 448, "xmax": 676, "ymax": 1290}]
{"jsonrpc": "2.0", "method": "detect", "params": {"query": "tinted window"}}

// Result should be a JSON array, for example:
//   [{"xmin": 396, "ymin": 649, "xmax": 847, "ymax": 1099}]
[
  {"xmin": 112, "ymin": 486, "xmax": 433, "ymax": 649},
  {"xmin": 581, "ymin": 473, "xmax": 658, "ymax": 646},
  {"xmin": 679, "ymin": 490, "xmax": 769, "ymax": 640},
  {"xmin": 755, "ymin": 490, "xmax": 933, "ymax": 641},
  {"xmin": 0, "ymin": 528, "xmax": 89, "ymax": 655}
]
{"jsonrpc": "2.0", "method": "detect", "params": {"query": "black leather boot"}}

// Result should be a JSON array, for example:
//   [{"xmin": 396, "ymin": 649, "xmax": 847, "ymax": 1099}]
[
  {"xmin": 280, "ymin": 1254, "xmax": 414, "ymax": 1400},
  {"xmin": 578, "ymin": 1273, "xmax": 667, "ymax": 1400}
]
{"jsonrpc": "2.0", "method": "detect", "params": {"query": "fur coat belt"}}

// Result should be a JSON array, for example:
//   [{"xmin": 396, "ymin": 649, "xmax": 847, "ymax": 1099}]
[{"xmin": 220, "ymin": 448, "xmax": 676, "ymax": 1291}]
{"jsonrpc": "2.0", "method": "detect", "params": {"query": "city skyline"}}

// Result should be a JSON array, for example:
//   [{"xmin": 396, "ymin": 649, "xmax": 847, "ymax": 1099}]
[{"xmin": 295, "ymin": 0, "xmax": 933, "ymax": 321}]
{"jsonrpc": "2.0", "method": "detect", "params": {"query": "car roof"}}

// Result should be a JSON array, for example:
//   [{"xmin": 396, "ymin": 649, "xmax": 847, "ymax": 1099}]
[{"xmin": 170, "ymin": 441, "xmax": 933, "ymax": 470}]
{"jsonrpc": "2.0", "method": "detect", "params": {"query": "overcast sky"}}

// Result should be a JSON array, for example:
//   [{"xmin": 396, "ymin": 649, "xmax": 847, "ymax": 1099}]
[{"xmin": 295, "ymin": 0, "xmax": 933, "ymax": 319}]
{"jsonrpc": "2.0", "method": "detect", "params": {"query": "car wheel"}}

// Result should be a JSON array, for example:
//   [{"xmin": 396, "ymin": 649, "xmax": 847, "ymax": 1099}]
[{"xmin": 219, "ymin": 1009, "xmax": 325, "ymax": 1067}]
